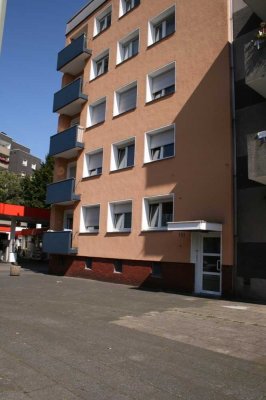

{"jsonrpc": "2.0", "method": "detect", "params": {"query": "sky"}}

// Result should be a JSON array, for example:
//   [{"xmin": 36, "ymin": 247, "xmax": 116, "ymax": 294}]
[{"xmin": 0, "ymin": 0, "xmax": 89, "ymax": 161}]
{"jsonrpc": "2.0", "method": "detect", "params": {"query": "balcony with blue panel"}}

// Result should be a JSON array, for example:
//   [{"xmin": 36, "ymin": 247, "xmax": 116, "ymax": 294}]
[
  {"xmin": 43, "ymin": 231, "xmax": 77, "ymax": 255},
  {"xmin": 49, "ymin": 125, "xmax": 84, "ymax": 159},
  {"xmin": 244, "ymin": 40, "xmax": 266, "ymax": 98},
  {"xmin": 46, "ymin": 178, "xmax": 80, "ymax": 205},
  {"xmin": 243, "ymin": 1, "xmax": 266, "ymax": 20},
  {"xmin": 57, "ymin": 34, "xmax": 91, "ymax": 75},
  {"xmin": 53, "ymin": 78, "xmax": 88, "ymax": 116}
]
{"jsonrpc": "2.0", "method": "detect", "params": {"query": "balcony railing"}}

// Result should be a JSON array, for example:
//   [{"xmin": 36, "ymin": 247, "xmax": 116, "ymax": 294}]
[
  {"xmin": 46, "ymin": 178, "xmax": 80, "ymax": 205},
  {"xmin": 49, "ymin": 125, "xmax": 84, "ymax": 159},
  {"xmin": 43, "ymin": 230, "xmax": 77, "ymax": 255},
  {"xmin": 53, "ymin": 78, "xmax": 88, "ymax": 116},
  {"xmin": 243, "ymin": 1, "xmax": 266, "ymax": 21},
  {"xmin": 244, "ymin": 40, "xmax": 266, "ymax": 98},
  {"xmin": 247, "ymin": 132, "xmax": 266, "ymax": 184},
  {"xmin": 57, "ymin": 34, "xmax": 91, "ymax": 75}
]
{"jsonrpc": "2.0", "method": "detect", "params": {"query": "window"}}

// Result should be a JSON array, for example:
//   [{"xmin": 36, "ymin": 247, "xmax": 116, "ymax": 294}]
[
  {"xmin": 146, "ymin": 63, "xmax": 175, "ymax": 102},
  {"xmin": 83, "ymin": 149, "xmax": 103, "ymax": 178},
  {"xmin": 84, "ymin": 258, "xmax": 92, "ymax": 270},
  {"xmin": 90, "ymin": 50, "xmax": 109, "ymax": 80},
  {"xmin": 144, "ymin": 125, "xmax": 175, "ymax": 163},
  {"xmin": 80, "ymin": 205, "xmax": 100, "ymax": 233},
  {"xmin": 94, "ymin": 6, "xmax": 112, "ymax": 36},
  {"xmin": 64, "ymin": 210, "xmax": 73, "ymax": 230},
  {"xmin": 114, "ymin": 82, "xmax": 137, "ymax": 116},
  {"xmin": 114, "ymin": 260, "xmax": 123, "ymax": 273},
  {"xmin": 143, "ymin": 195, "xmax": 173, "ymax": 230},
  {"xmin": 117, "ymin": 30, "xmax": 139, "ymax": 64},
  {"xmin": 31, "ymin": 163, "xmax": 36, "ymax": 170},
  {"xmin": 148, "ymin": 6, "xmax": 175, "ymax": 46},
  {"xmin": 119, "ymin": 0, "xmax": 140, "ymax": 17},
  {"xmin": 87, "ymin": 98, "xmax": 106, "ymax": 127},
  {"xmin": 108, "ymin": 201, "xmax": 132, "ymax": 232},
  {"xmin": 22, "ymin": 159, "xmax": 28, "ymax": 167},
  {"xmin": 67, "ymin": 162, "xmax": 76, "ymax": 178},
  {"xmin": 111, "ymin": 138, "xmax": 135, "ymax": 171}
]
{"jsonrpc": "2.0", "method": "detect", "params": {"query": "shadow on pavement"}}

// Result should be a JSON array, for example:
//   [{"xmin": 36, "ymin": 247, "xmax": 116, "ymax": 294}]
[{"xmin": 18, "ymin": 259, "xmax": 49, "ymax": 275}]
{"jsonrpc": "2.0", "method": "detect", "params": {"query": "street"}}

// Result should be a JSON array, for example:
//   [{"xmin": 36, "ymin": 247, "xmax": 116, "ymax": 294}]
[{"xmin": 0, "ymin": 264, "xmax": 266, "ymax": 399}]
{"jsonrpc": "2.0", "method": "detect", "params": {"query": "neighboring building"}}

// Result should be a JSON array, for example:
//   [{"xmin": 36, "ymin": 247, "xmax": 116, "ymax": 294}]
[
  {"xmin": 233, "ymin": 0, "xmax": 266, "ymax": 300},
  {"xmin": 0, "ymin": 0, "xmax": 6, "ymax": 53},
  {"xmin": 0, "ymin": 132, "xmax": 41, "ymax": 176},
  {"xmin": 44, "ymin": 0, "xmax": 235, "ymax": 297}
]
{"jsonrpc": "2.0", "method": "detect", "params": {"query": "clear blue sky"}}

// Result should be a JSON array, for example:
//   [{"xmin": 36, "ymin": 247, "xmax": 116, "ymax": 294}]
[{"xmin": 0, "ymin": 0, "xmax": 88, "ymax": 161}]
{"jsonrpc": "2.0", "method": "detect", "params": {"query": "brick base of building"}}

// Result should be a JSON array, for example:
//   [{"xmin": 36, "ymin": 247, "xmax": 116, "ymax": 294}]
[{"xmin": 48, "ymin": 255, "xmax": 195, "ymax": 293}]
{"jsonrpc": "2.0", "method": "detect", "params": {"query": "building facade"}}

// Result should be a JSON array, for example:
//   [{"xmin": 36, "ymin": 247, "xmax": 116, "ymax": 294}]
[
  {"xmin": 233, "ymin": 0, "xmax": 266, "ymax": 300},
  {"xmin": 44, "ymin": 0, "xmax": 235, "ymax": 297},
  {"xmin": 0, "ymin": 132, "xmax": 41, "ymax": 176}
]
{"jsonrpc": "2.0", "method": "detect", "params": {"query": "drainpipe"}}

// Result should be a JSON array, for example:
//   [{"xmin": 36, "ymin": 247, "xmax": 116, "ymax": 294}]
[{"xmin": 228, "ymin": 0, "xmax": 238, "ymax": 296}]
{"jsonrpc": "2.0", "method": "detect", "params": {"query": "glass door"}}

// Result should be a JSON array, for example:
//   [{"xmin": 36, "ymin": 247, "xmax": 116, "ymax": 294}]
[{"xmin": 200, "ymin": 233, "xmax": 221, "ymax": 295}]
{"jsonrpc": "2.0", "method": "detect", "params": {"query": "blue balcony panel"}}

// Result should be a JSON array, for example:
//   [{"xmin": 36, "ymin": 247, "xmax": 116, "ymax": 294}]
[
  {"xmin": 245, "ymin": 41, "xmax": 266, "ymax": 98},
  {"xmin": 49, "ymin": 125, "xmax": 84, "ymax": 159},
  {"xmin": 57, "ymin": 34, "xmax": 91, "ymax": 75},
  {"xmin": 43, "ymin": 231, "xmax": 77, "ymax": 255},
  {"xmin": 46, "ymin": 178, "xmax": 80, "ymax": 205},
  {"xmin": 53, "ymin": 78, "xmax": 88, "ymax": 116},
  {"xmin": 243, "ymin": 0, "xmax": 266, "ymax": 20}
]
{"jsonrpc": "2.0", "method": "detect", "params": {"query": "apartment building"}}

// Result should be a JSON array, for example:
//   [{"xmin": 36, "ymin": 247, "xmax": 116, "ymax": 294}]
[
  {"xmin": 0, "ymin": 132, "xmax": 41, "ymax": 176},
  {"xmin": 233, "ymin": 0, "xmax": 266, "ymax": 300},
  {"xmin": 44, "ymin": 0, "xmax": 234, "ymax": 297}
]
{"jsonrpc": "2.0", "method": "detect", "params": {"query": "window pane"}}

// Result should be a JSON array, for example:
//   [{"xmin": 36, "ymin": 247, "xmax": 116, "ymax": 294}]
[
  {"xmin": 91, "ymin": 101, "xmax": 106, "ymax": 125},
  {"xmin": 161, "ymin": 201, "xmax": 173, "ymax": 226},
  {"xmin": 118, "ymin": 148, "xmax": 126, "ymax": 169},
  {"xmin": 163, "ymin": 143, "xmax": 174, "ymax": 158},
  {"xmin": 154, "ymin": 23, "xmax": 163, "ymax": 42},
  {"xmin": 132, "ymin": 38, "xmax": 139, "ymax": 56},
  {"xmin": 166, "ymin": 13, "xmax": 175, "ymax": 36},
  {"xmin": 127, "ymin": 144, "xmax": 135, "ymax": 167},
  {"xmin": 114, "ymin": 213, "xmax": 124, "ymax": 230},
  {"xmin": 124, "ymin": 212, "xmax": 132, "ymax": 229},
  {"xmin": 151, "ymin": 147, "xmax": 161, "ymax": 160},
  {"xmin": 119, "ymin": 86, "xmax": 137, "ymax": 113},
  {"xmin": 104, "ymin": 56, "xmax": 109, "ymax": 72},
  {"xmin": 164, "ymin": 84, "xmax": 175, "ymax": 95},
  {"xmin": 123, "ymin": 43, "xmax": 130, "ymax": 60},
  {"xmin": 149, "ymin": 203, "xmax": 159, "ymax": 227}
]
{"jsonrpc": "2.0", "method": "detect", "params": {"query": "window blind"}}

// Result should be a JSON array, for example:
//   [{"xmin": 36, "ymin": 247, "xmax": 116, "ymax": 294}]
[
  {"xmin": 119, "ymin": 86, "xmax": 137, "ymax": 113},
  {"xmin": 152, "ymin": 68, "xmax": 175, "ymax": 93}
]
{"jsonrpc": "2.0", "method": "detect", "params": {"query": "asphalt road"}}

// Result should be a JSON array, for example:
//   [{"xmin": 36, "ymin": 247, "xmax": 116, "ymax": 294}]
[{"xmin": 0, "ymin": 263, "xmax": 266, "ymax": 399}]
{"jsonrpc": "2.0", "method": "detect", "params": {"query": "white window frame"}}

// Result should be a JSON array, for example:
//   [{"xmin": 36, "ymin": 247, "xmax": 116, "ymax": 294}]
[
  {"xmin": 113, "ymin": 81, "xmax": 137, "ymax": 116},
  {"xmin": 31, "ymin": 163, "xmax": 37, "ymax": 170},
  {"xmin": 93, "ymin": 5, "xmax": 112, "ymax": 37},
  {"xmin": 87, "ymin": 97, "xmax": 106, "ymax": 127},
  {"xmin": 117, "ymin": 29, "xmax": 139, "ymax": 65},
  {"xmin": 119, "ymin": 0, "xmax": 140, "ymax": 17},
  {"xmin": 22, "ymin": 159, "xmax": 28, "ymax": 167},
  {"xmin": 142, "ymin": 194, "xmax": 174, "ymax": 231},
  {"xmin": 110, "ymin": 137, "xmax": 135, "ymax": 171},
  {"xmin": 107, "ymin": 200, "xmax": 132, "ymax": 233},
  {"xmin": 148, "ymin": 5, "xmax": 175, "ymax": 46},
  {"xmin": 83, "ymin": 148, "xmax": 103, "ymax": 178},
  {"xmin": 80, "ymin": 204, "xmax": 100, "ymax": 233},
  {"xmin": 146, "ymin": 62, "xmax": 175, "ymax": 103},
  {"xmin": 144, "ymin": 124, "xmax": 175, "ymax": 164},
  {"xmin": 90, "ymin": 49, "xmax": 109, "ymax": 80}
]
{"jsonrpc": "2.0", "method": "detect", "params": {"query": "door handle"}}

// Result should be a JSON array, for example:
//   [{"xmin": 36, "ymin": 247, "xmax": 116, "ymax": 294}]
[{"xmin": 216, "ymin": 260, "xmax": 221, "ymax": 272}]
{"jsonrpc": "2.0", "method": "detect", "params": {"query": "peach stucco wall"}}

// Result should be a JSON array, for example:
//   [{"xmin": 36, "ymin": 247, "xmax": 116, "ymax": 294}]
[{"xmin": 51, "ymin": 0, "xmax": 233, "ymax": 265}]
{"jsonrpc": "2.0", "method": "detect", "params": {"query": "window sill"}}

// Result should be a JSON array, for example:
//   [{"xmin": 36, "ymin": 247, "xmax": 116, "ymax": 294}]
[
  {"xmin": 113, "ymin": 107, "xmax": 136, "ymax": 119},
  {"xmin": 89, "ymin": 71, "xmax": 108, "ymax": 83},
  {"xmin": 141, "ymin": 228, "xmax": 168, "ymax": 233},
  {"xmin": 143, "ymin": 155, "xmax": 174, "ymax": 165},
  {"xmin": 79, "ymin": 231, "xmax": 99, "ymax": 235},
  {"xmin": 147, "ymin": 31, "xmax": 176, "ymax": 49},
  {"xmin": 109, "ymin": 165, "xmax": 134, "ymax": 174},
  {"xmin": 86, "ymin": 121, "xmax": 105, "ymax": 130},
  {"xmin": 146, "ymin": 92, "xmax": 175, "ymax": 106},
  {"xmin": 93, "ymin": 25, "xmax": 111, "ymax": 40},
  {"xmin": 116, "ymin": 53, "xmax": 138, "ymax": 67},
  {"xmin": 107, "ymin": 229, "xmax": 131, "ymax": 233}
]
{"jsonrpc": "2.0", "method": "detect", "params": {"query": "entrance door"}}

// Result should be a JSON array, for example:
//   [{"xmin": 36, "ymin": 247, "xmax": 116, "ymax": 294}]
[
  {"xmin": 64, "ymin": 211, "xmax": 73, "ymax": 230},
  {"xmin": 193, "ymin": 232, "xmax": 221, "ymax": 295}
]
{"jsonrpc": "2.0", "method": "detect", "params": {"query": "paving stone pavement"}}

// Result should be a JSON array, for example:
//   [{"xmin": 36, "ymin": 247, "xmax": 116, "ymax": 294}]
[{"xmin": 0, "ymin": 263, "xmax": 266, "ymax": 399}]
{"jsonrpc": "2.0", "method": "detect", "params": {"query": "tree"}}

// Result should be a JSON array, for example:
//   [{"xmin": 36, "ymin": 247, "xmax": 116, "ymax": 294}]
[
  {"xmin": 0, "ymin": 170, "xmax": 24, "ymax": 204},
  {"xmin": 21, "ymin": 155, "xmax": 54, "ymax": 208}
]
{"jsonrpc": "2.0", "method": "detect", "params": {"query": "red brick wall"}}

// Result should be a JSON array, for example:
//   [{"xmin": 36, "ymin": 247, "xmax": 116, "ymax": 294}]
[{"xmin": 49, "ymin": 256, "xmax": 195, "ymax": 292}]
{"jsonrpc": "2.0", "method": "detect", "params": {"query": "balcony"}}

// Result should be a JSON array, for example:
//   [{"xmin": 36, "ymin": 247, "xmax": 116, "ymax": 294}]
[
  {"xmin": 0, "ymin": 145, "xmax": 10, "ymax": 157},
  {"xmin": 244, "ymin": 40, "xmax": 266, "ymax": 98},
  {"xmin": 46, "ymin": 178, "xmax": 80, "ymax": 205},
  {"xmin": 243, "ymin": 1, "xmax": 266, "ymax": 20},
  {"xmin": 247, "ymin": 132, "xmax": 266, "ymax": 184},
  {"xmin": 57, "ymin": 34, "xmax": 91, "ymax": 75},
  {"xmin": 49, "ymin": 125, "xmax": 84, "ymax": 159},
  {"xmin": 53, "ymin": 78, "xmax": 88, "ymax": 116},
  {"xmin": 43, "ymin": 231, "xmax": 77, "ymax": 255}
]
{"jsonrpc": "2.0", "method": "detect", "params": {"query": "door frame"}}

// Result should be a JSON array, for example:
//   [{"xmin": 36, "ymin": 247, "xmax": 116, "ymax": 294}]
[{"xmin": 191, "ymin": 231, "xmax": 222, "ymax": 295}]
